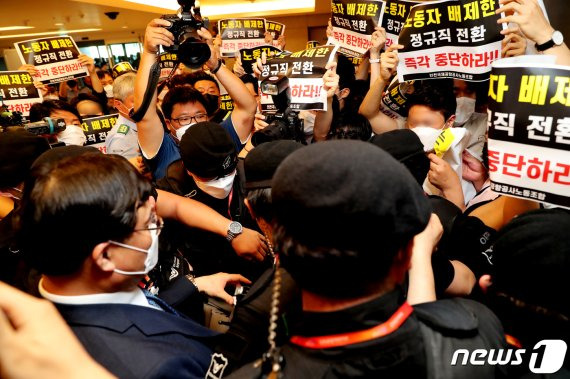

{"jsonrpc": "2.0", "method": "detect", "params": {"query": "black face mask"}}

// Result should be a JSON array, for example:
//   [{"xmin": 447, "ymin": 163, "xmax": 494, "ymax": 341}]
[{"xmin": 203, "ymin": 94, "xmax": 220, "ymax": 115}]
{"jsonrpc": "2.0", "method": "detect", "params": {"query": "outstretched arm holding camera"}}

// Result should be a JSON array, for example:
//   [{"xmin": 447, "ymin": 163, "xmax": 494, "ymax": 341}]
[
  {"xmin": 197, "ymin": 28, "xmax": 257, "ymax": 144},
  {"xmin": 134, "ymin": 19, "xmax": 174, "ymax": 159}
]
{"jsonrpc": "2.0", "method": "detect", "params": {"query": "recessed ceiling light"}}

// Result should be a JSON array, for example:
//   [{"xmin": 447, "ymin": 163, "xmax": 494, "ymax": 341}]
[
  {"xmin": 0, "ymin": 28, "xmax": 102, "ymax": 40},
  {"xmin": 54, "ymin": 23, "xmax": 64, "ymax": 26},
  {"xmin": 121, "ymin": 26, "xmax": 128, "ymax": 29},
  {"xmin": 0, "ymin": 26, "xmax": 35, "ymax": 32}
]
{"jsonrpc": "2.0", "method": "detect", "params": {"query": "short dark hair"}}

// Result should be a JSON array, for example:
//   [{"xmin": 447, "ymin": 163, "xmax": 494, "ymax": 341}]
[
  {"xmin": 69, "ymin": 93, "xmax": 106, "ymax": 114},
  {"xmin": 29, "ymin": 100, "xmax": 83, "ymax": 123},
  {"xmin": 407, "ymin": 80, "xmax": 456, "ymax": 121},
  {"xmin": 328, "ymin": 112, "xmax": 372, "ymax": 141},
  {"xmin": 96, "ymin": 70, "xmax": 112, "ymax": 80},
  {"xmin": 167, "ymin": 73, "xmax": 193, "ymax": 89},
  {"xmin": 161, "ymin": 85, "xmax": 208, "ymax": 119},
  {"xmin": 240, "ymin": 74, "xmax": 259, "ymax": 95},
  {"xmin": 16, "ymin": 154, "xmax": 153, "ymax": 276},
  {"xmin": 186, "ymin": 71, "xmax": 219, "ymax": 91},
  {"xmin": 336, "ymin": 55, "xmax": 355, "ymax": 91},
  {"xmin": 246, "ymin": 188, "xmax": 273, "ymax": 222}
]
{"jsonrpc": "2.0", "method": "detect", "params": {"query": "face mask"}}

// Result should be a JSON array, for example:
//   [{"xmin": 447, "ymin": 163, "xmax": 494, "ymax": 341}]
[
  {"xmin": 174, "ymin": 122, "xmax": 196, "ymax": 141},
  {"xmin": 104, "ymin": 84, "xmax": 114, "ymax": 98},
  {"xmin": 203, "ymin": 94, "xmax": 220, "ymax": 115},
  {"xmin": 116, "ymin": 102, "xmax": 134, "ymax": 120},
  {"xmin": 57, "ymin": 125, "xmax": 87, "ymax": 146},
  {"xmin": 110, "ymin": 224, "xmax": 159, "ymax": 276},
  {"xmin": 193, "ymin": 171, "xmax": 236, "ymax": 199},
  {"xmin": 454, "ymin": 97, "xmax": 476, "ymax": 126},
  {"xmin": 411, "ymin": 126, "xmax": 444, "ymax": 152}
]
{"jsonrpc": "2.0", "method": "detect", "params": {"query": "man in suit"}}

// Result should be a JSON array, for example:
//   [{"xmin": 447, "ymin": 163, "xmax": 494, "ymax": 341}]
[{"xmin": 16, "ymin": 153, "xmax": 217, "ymax": 379}]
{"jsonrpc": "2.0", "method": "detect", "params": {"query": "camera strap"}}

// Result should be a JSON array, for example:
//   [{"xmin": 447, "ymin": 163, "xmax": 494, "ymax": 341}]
[{"xmin": 130, "ymin": 61, "xmax": 161, "ymax": 123}]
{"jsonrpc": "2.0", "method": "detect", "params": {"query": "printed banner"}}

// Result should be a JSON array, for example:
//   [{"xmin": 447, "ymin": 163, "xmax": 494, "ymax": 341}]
[
  {"xmin": 81, "ymin": 114, "xmax": 118, "ymax": 153},
  {"xmin": 239, "ymin": 45, "xmax": 283, "ymax": 74},
  {"xmin": 381, "ymin": 76, "xmax": 414, "ymax": 119},
  {"xmin": 219, "ymin": 18, "xmax": 266, "ymax": 57},
  {"xmin": 259, "ymin": 44, "xmax": 339, "ymax": 111},
  {"xmin": 266, "ymin": 21, "xmax": 286, "ymax": 41},
  {"xmin": 487, "ymin": 62, "xmax": 570, "ymax": 208},
  {"xmin": 397, "ymin": 0, "xmax": 505, "ymax": 82},
  {"xmin": 0, "ymin": 71, "xmax": 42, "ymax": 117},
  {"xmin": 330, "ymin": 0, "xmax": 386, "ymax": 57},
  {"xmin": 306, "ymin": 41, "xmax": 320, "ymax": 49},
  {"xmin": 158, "ymin": 52, "xmax": 178, "ymax": 80},
  {"xmin": 219, "ymin": 94, "xmax": 234, "ymax": 112},
  {"xmin": 381, "ymin": 0, "xmax": 420, "ymax": 48},
  {"xmin": 14, "ymin": 36, "xmax": 88, "ymax": 84}
]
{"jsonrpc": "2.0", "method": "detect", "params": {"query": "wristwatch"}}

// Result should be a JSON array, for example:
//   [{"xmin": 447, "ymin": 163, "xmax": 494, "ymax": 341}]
[
  {"xmin": 226, "ymin": 221, "xmax": 243, "ymax": 242},
  {"xmin": 535, "ymin": 30, "xmax": 564, "ymax": 52}
]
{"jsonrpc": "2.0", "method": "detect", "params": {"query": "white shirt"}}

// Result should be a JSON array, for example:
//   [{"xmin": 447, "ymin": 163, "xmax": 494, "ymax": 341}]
[{"xmin": 38, "ymin": 278, "xmax": 157, "ymax": 310}]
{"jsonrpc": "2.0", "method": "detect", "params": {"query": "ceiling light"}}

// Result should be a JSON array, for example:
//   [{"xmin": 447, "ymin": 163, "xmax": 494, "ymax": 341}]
[
  {"xmin": 0, "ymin": 26, "xmax": 35, "ymax": 32},
  {"xmin": 54, "ymin": 23, "xmax": 64, "ymax": 26},
  {"xmin": 0, "ymin": 28, "xmax": 102, "ymax": 40},
  {"xmin": 121, "ymin": 25, "xmax": 128, "ymax": 29}
]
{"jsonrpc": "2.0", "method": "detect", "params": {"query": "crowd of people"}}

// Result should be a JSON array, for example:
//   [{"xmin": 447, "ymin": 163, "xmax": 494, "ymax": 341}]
[{"xmin": 0, "ymin": 0, "xmax": 568, "ymax": 377}]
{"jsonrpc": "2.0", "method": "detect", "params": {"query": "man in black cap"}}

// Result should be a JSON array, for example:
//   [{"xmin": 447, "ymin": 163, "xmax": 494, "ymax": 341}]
[
  {"xmin": 231, "ymin": 140, "xmax": 506, "ymax": 378},
  {"xmin": 157, "ymin": 122, "xmax": 267, "ymax": 281}
]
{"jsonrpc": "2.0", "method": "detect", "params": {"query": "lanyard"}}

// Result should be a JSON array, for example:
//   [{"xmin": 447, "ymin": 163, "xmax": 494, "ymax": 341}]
[
  {"xmin": 227, "ymin": 188, "xmax": 234, "ymax": 220},
  {"xmin": 290, "ymin": 302, "xmax": 413, "ymax": 349}
]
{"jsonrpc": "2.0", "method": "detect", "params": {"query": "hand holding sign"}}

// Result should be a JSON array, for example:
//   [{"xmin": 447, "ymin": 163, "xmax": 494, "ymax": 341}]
[
  {"xmin": 380, "ymin": 44, "xmax": 403, "ymax": 81},
  {"xmin": 501, "ymin": 29, "xmax": 527, "ymax": 58},
  {"xmin": 428, "ymin": 152, "xmax": 465, "ymax": 209},
  {"xmin": 17, "ymin": 64, "xmax": 38, "ymax": 77},
  {"xmin": 252, "ymin": 51, "xmax": 268, "ymax": 79},
  {"xmin": 496, "ymin": 0, "xmax": 553, "ymax": 45},
  {"xmin": 77, "ymin": 54, "xmax": 96, "ymax": 74},
  {"xmin": 323, "ymin": 61, "xmax": 339, "ymax": 99},
  {"xmin": 370, "ymin": 26, "xmax": 387, "ymax": 58}
]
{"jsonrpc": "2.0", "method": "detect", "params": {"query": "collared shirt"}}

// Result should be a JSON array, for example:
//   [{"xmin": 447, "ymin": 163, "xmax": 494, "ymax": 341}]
[
  {"xmin": 38, "ymin": 278, "xmax": 156, "ymax": 310},
  {"xmin": 105, "ymin": 114, "xmax": 139, "ymax": 159}
]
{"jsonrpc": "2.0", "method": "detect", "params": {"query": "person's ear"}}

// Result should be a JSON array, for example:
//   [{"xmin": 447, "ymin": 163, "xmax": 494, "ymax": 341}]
[
  {"xmin": 92, "ymin": 242, "xmax": 115, "ymax": 272},
  {"xmin": 390, "ymin": 245, "xmax": 413, "ymax": 284},
  {"xmin": 446, "ymin": 115, "xmax": 456, "ymax": 128},
  {"xmin": 338, "ymin": 87, "xmax": 351, "ymax": 100},
  {"xmin": 479, "ymin": 274, "xmax": 492, "ymax": 293}
]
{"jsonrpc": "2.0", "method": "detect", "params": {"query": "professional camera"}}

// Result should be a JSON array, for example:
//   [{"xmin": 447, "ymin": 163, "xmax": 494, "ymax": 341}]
[
  {"xmin": 161, "ymin": 0, "xmax": 211, "ymax": 69},
  {"xmin": 1, "ymin": 103, "xmax": 65, "ymax": 135},
  {"xmin": 251, "ymin": 75, "xmax": 305, "ymax": 146}
]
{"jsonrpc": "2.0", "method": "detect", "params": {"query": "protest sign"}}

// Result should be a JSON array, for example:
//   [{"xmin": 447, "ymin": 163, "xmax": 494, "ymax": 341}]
[
  {"xmin": 14, "ymin": 36, "xmax": 88, "ymax": 84},
  {"xmin": 380, "ymin": 76, "xmax": 414, "ymax": 119},
  {"xmin": 239, "ymin": 45, "xmax": 283, "ymax": 74},
  {"xmin": 381, "ymin": 0, "xmax": 419, "ymax": 48},
  {"xmin": 306, "ymin": 41, "xmax": 320, "ymax": 49},
  {"xmin": 81, "ymin": 114, "xmax": 118, "ymax": 153},
  {"xmin": 330, "ymin": 0, "xmax": 386, "ymax": 57},
  {"xmin": 259, "ymin": 44, "xmax": 339, "ymax": 111},
  {"xmin": 158, "ymin": 52, "xmax": 178, "ymax": 80},
  {"xmin": 397, "ymin": 0, "xmax": 505, "ymax": 82},
  {"xmin": 487, "ymin": 61, "xmax": 570, "ymax": 208},
  {"xmin": 219, "ymin": 18, "xmax": 266, "ymax": 57},
  {"xmin": 219, "ymin": 94, "xmax": 234, "ymax": 112},
  {"xmin": 266, "ymin": 21, "xmax": 286, "ymax": 42},
  {"xmin": 0, "ymin": 71, "xmax": 42, "ymax": 117}
]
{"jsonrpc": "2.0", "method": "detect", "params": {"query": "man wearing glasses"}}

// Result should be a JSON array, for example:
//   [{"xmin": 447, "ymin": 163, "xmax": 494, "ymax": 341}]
[{"xmin": 17, "ymin": 153, "xmax": 217, "ymax": 378}]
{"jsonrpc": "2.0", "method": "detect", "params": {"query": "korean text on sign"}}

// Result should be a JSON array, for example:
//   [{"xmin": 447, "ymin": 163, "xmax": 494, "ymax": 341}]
[
  {"xmin": 0, "ymin": 71, "xmax": 43, "ymax": 117},
  {"xmin": 219, "ymin": 18, "xmax": 267, "ymax": 57},
  {"xmin": 14, "ymin": 36, "xmax": 88, "ymax": 84},
  {"xmin": 487, "ymin": 62, "xmax": 570, "ymax": 208},
  {"xmin": 397, "ymin": 0, "xmax": 506, "ymax": 82},
  {"xmin": 81, "ymin": 114, "xmax": 118, "ymax": 153}
]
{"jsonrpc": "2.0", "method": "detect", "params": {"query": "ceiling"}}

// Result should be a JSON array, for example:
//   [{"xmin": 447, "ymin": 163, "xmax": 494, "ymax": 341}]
[{"xmin": 0, "ymin": 0, "xmax": 329, "ymax": 50}]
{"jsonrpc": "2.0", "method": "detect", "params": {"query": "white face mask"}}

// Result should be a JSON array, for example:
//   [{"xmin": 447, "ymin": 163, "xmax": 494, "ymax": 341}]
[
  {"xmin": 57, "ymin": 125, "xmax": 87, "ymax": 146},
  {"xmin": 411, "ymin": 126, "xmax": 444, "ymax": 152},
  {"xmin": 454, "ymin": 97, "xmax": 476, "ymax": 126},
  {"xmin": 104, "ymin": 84, "xmax": 114, "ymax": 98},
  {"xmin": 110, "ymin": 225, "xmax": 159, "ymax": 276},
  {"xmin": 175, "ymin": 122, "xmax": 196, "ymax": 141},
  {"xmin": 193, "ymin": 171, "xmax": 236, "ymax": 199}
]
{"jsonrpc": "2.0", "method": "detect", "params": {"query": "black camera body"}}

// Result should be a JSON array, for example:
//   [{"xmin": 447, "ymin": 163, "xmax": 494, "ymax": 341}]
[
  {"xmin": 160, "ymin": 0, "xmax": 211, "ymax": 69},
  {"xmin": 251, "ymin": 75, "xmax": 305, "ymax": 146}
]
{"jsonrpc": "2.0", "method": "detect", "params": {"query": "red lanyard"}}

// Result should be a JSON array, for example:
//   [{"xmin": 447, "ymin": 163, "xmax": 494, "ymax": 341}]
[
  {"xmin": 290, "ymin": 302, "xmax": 413, "ymax": 349},
  {"xmin": 227, "ymin": 188, "xmax": 233, "ymax": 220}
]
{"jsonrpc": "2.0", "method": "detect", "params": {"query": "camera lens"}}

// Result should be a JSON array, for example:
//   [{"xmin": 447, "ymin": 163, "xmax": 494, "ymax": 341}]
[
  {"xmin": 251, "ymin": 119, "xmax": 289, "ymax": 146},
  {"xmin": 178, "ymin": 33, "xmax": 211, "ymax": 69}
]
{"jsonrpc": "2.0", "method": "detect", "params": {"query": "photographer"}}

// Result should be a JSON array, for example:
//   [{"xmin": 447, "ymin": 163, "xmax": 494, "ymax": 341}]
[{"xmin": 134, "ymin": 17, "xmax": 257, "ymax": 181}]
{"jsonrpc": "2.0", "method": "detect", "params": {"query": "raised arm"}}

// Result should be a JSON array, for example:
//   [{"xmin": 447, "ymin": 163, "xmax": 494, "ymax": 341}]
[
  {"xmin": 78, "ymin": 54, "xmax": 103, "ymax": 94},
  {"xmin": 497, "ymin": 0, "xmax": 570, "ymax": 65},
  {"xmin": 313, "ymin": 62, "xmax": 339, "ymax": 142},
  {"xmin": 198, "ymin": 28, "xmax": 257, "ymax": 143},
  {"xmin": 134, "ymin": 19, "xmax": 174, "ymax": 158},
  {"xmin": 368, "ymin": 26, "xmax": 387, "ymax": 85},
  {"xmin": 358, "ymin": 44, "xmax": 402, "ymax": 134}
]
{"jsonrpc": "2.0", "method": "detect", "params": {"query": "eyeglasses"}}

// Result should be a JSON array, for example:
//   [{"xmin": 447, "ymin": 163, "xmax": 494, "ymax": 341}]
[
  {"xmin": 171, "ymin": 113, "xmax": 208, "ymax": 125},
  {"xmin": 134, "ymin": 213, "xmax": 164, "ymax": 235}
]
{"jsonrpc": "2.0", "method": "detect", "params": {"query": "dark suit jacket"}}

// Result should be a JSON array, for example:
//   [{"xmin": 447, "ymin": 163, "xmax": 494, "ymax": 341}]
[{"xmin": 56, "ymin": 302, "xmax": 217, "ymax": 379}]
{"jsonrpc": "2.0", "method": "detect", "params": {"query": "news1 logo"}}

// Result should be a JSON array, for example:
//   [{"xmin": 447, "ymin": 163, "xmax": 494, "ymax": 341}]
[{"xmin": 451, "ymin": 340, "xmax": 567, "ymax": 374}]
